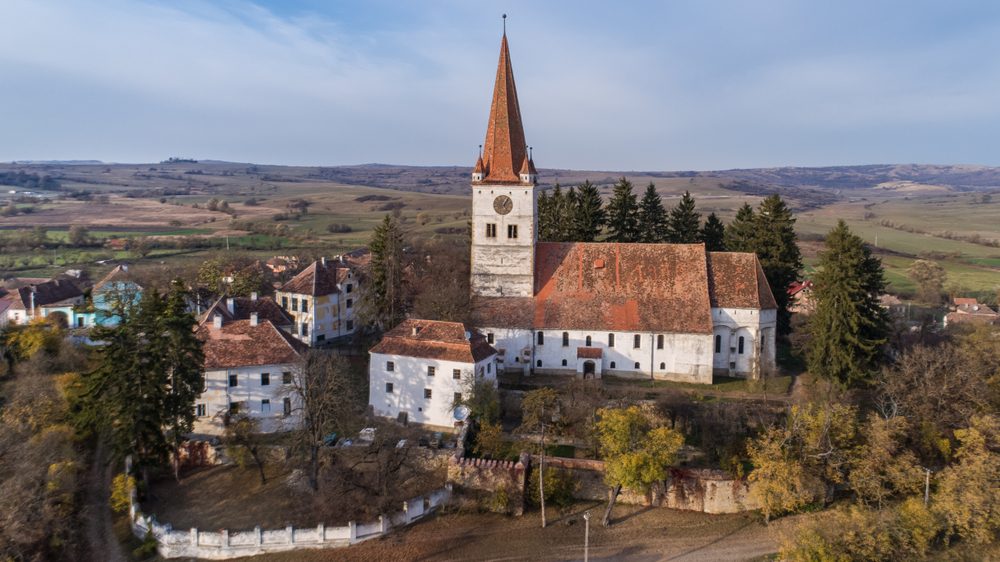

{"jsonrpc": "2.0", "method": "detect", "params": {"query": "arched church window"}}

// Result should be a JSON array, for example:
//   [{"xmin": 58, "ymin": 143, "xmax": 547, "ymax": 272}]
[
  {"xmin": 585, "ymin": 336, "xmax": 592, "ymax": 347},
  {"xmin": 536, "ymin": 360, "xmax": 542, "ymax": 367},
  {"xmin": 608, "ymin": 333, "xmax": 615, "ymax": 347},
  {"xmin": 561, "ymin": 359, "xmax": 568, "ymax": 367},
  {"xmin": 659, "ymin": 362, "xmax": 665, "ymax": 370},
  {"xmin": 738, "ymin": 336, "xmax": 745, "ymax": 354},
  {"xmin": 537, "ymin": 332, "xmax": 544, "ymax": 345},
  {"xmin": 633, "ymin": 362, "xmax": 640, "ymax": 369},
  {"xmin": 610, "ymin": 361, "xmax": 616, "ymax": 369},
  {"xmin": 562, "ymin": 332, "xmax": 569, "ymax": 347}
]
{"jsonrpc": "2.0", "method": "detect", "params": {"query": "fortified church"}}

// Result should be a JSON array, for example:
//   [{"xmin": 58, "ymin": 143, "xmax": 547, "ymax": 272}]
[{"xmin": 467, "ymin": 31, "xmax": 777, "ymax": 384}]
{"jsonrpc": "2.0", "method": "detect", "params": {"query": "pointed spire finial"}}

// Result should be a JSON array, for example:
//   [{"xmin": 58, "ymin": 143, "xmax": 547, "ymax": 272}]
[
  {"xmin": 502, "ymin": 13, "xmax": 507, "ymax": 35},
  {"xmin": 479, "ymin": 144, "xmax": 483, "ymax": 157}
]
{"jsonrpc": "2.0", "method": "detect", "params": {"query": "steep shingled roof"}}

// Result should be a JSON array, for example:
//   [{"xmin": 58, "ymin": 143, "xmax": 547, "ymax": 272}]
[
  {"xmin": 279, "ymin": 259, "xmax": 352, "ymax": 297},
  {"xmin": 534, "ymin": 242, "xmax": 715, "ymax": 334},
  {"xmin": 9, "ymin": 278, "xmax": 83, "ymax": 310},
  {"xmin": 198, "ymin": 295, "xmax": 294, "ymax": 328},
  {"xmin": 706, "ymin": 252, "xmax": 778, "ymax": 310},
  {"xmin": 477, "ymin": 33, "xmax": 530, "ymax": 185},
  {"xmin": 369, "ymin": 319, "xmax": 497, "ymax": 363},
  {"xmin": 198, "ymin": 318, "xmax": 307, "ymax": 370}
]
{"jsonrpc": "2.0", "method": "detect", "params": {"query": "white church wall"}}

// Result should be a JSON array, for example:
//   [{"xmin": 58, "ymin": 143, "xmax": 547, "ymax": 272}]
[
  {"xmin": 479, "ymin": 327, "xmax": 532, "ymax": 372},
  {"xmin": 710, "ymin": 308, "xmax": 777, "ymax": 378}
]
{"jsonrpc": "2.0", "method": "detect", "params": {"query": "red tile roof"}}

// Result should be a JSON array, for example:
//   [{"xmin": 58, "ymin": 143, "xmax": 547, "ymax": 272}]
[
  {"xmin": 369, "ymin": 319, "xmax": 497, "ymax": 363},
  {"xmin": 198, "ymin": 318, "xmax": 307, "ymax": 370},
  {"xmin": 534, "ymin": 242, "xmax": 715, "ymax": 334},
  {"xmin": 953, "ymin": 297, "xmax": 978, "ymax": 307},
  {"xmin": 279, "ymin": 259, "xmax": 353, "ymax": 297},
  {"xmin": 198, "ymin": 296, "xmax": 293, "ymax": 328},
  {"xmin": 706, "ymin": 252, "xmax": 778, "ymax": 310},
  {"xmin": 577, "ymin": 347, "xmax": 603, "ymax": 359},
  {"xmin": 477, "ymin": 33, "xmax": 530, "ymax": 185}
]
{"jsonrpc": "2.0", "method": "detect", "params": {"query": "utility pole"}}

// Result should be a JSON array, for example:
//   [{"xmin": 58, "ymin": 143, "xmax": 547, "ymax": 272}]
[
  {"xmin": 922, "ymin": 467, "xmax": 932, "ymax": 506},
  {"xmin": 539, "ymin": 420, "xmax": 546, "ymax": 528},
  {"xmin": 583, "ymin": 510, "xmax": 591, "ymax": 562}
]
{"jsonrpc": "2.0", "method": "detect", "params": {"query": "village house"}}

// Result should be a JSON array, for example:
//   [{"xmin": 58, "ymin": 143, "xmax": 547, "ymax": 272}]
[
  {"xmin": 198, "ymin": 292, "xmax": 294, "ymax": 333},
  {"xmin": 944, "ymin": 297, "xmax": 999, "ymax": 327},
  {"xmin": 73, "ymin": 264, "xmax": 143, "ymax": 328},
  {"xmin": 368, "ymin": 319, "xmax": 497, "ymax": 430},
  {"xmin": 463, "ymin": 31, "xmax": 777, "ymax": 383},
  {"xmin": 788, "ymin": 280, "xmax": 814, "ymax": 314},
  {"xmin": 193, "ymin": 311, "xmax": 307, "ymax": 435},
  {"xmin": 275, "ymin": 256, "xmax": 363, "ymax": 346},
  {"xmin": 1, "ymin": 277, "xmax": 84, "ymax": 327}
]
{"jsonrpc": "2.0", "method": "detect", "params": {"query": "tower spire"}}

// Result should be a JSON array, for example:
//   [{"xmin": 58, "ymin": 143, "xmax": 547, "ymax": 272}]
[{"xmin": 475, "ymin": 26, "xmax": 530, "ymax": 184}]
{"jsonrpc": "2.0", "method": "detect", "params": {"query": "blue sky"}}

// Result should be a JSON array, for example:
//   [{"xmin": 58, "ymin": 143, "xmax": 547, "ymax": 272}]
[{"xmin": 2, "ymin": 0, "xmax": 1000, "ymax": 170}]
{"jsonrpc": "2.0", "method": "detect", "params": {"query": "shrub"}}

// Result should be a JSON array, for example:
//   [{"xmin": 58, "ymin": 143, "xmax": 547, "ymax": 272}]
[
  {"xmin": 528, "ymin": 467, "xmax": 578, "ymax": 510},
  {"xmin": 110, "ymin": 473, "xmax": 136, "ymax": 514}
]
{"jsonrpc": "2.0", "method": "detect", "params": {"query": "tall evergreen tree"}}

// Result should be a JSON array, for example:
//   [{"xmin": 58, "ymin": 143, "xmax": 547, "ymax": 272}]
[
  {"xmin": 754, "ymin": 195, "xmax": 803, "ymax": 335},
  {"xmin": 563, "ymin": 186, "xmax": 578, "ymax": 241},
  {"xmin": 700, "ymin": 212, "xmax": 726, "ymax": 251},
  {"xmin": 666, "ymin": 190, "xmax": 701, "ymax": 243},
  {"xmin": 725, "ymin": 203, "xmax": 757, "ymax": 252},
  {"xmin": 605, "ymin": 177, "xmax": 640, "ymax": 243},
  {"xmin": 159, "ymin": 280, "xmax": 205, "ymax": 480},
  {"xmin": 807, "ymin": 220, "xmax": 889, "ymax": 387},
  {"xmin": 537, "ymin": 188, "xmax": 554, "ymax": 242},
  {"xmin": 573, "ymin": 180, "xmax": 606, "ymax": 242},
  {"xmin": 360, "ymin": 214, "xmax": 406, "ymax": 332},
  {"xmin": 637, "ymin": 183, "xmax": 668, "ymax": 242}
]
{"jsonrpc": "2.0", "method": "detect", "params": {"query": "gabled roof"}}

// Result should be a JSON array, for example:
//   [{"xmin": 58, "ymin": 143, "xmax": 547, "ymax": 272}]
[
  {"xmin": 369, "ymin": 319, "xmax": 497, "ymax": 363},
  {"xmin": 706, "ymin": 252, "xmax": 778, "ymax": 310},
  {"xmin": 9, "ymin": 278, "xmax": 83, "ymax": 310},
  {"xmin": 279, "ymin": 259, "xmax": 352, "ymax": 297},
  {"xmin": 534, "ymin": 242, "xmax": 715, "ymax": 334},
  {"xmin": 198, "ymin": 318, "xmax": 307, "ymax": 370},
  {"xmin": 94, "ymin": 265, "xmax": 141, "ymax": 292},
  {"xmin": 477, "ymin": 33, "xmax": 530, "ymax": 185},
  {"xmin": 198, "ymin": 295, "xmax": 293, "ymax": 327}
]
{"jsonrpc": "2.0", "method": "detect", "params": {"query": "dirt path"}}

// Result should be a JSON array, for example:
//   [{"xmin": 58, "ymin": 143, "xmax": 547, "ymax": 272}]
[
  {"xmin": 81, "ymin": 439, "xmax": 128, "ymax": 562},
  {"xmin": 244, "ymin": 504, "xmax": 793, "ymax": 562}
]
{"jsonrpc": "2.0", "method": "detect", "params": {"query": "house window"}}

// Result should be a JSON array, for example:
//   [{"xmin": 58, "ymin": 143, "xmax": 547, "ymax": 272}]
[
  {"xmin": 385, "ymin": 382, "xmax": 394, "ymax": 393},
  {"xmin": 302, "ymin": 299, "xmax": 309, "ymax": 313},
  {"xmin": 657, "ymin": 335, "xmax": 664, "ymax": 349},
  {"xmin": 634, "ymin": 362, "xmax": 640, "ymax": 369},
  {"xmin": 486, "ymin": 223, "xmax": 497, "ymax": 238},
  {"xmin": 346, "ymin": 320, "xmax": 354, "ymax": 330},
  {"xmin": 536, "ymin": 360, "xmax": 542, "ymax": 367},
  {"xmin": 195, "ymin": 404, "xmax": 206, "ymax": 417},
  {"xmin": 585, "ymin": 335, "xmax": 592, "ymax": 347},
  {"xmin": 507, "ymin": 224, "xmax": 518, "ymax": 239},
  {"xmin": 77, "ymin": 316, "xmax": 84, "ymax": 328},
  {"xmin": 487, "ymin": 363, "xmax": 491, "ymax": 373},
  {"xmin": 283, "ymin": 397, "xmax": 291, "ymax": 416},
  {"xmin": 452, "ymin": 369, "xmax": 461, "ymax": 379},
  {"xmin": 281, "ymin": 296, "xmax": 288, "ymax": 309},
  {"xmin": 633, "ymin": 334, "xmax": 641, "ymax": 348},
  {"xmin": 301, "ymin": 323, "xmax": 308, "ymax": 337},
  {"xmin": 610, "ymin": 361, "xmax": 616, "ymax": 369},
  {"xmin": 346, "ymin": 299, "xmax": 353, "ymax": 309},
  {"xmin": 738, "ymin": 336, "xmax": 745, "ymax": 354},
  {"xmin": 229, "ymin": 402, "xmax": 240, "ymax": 415},
  {"xmin": 387, "ymin": 361, "xmax": 395, "ymax": 372},
  {"xmin": 317, "ymin": 334, "xmax": 326, "ymax": 342},
  {"xmin": 714, "ymin": 335, "xmax": 722, "ymax": 354},
  {"xmin": 282, "ymin": 371, "xmax": 292, "ymax": 385},
  {"xmin": 561, "ymin": 359, "xmax": 568, "ymax": 367},
  {"xmin": 537, "ymin": 332, "xmax": 544, "ymax": 345},
  {"xmin": 454, "ymin": 392, "xmax": 462, "ymax": 404},
  {"xmin": 487, "ymin": 332, "xmax": 495, "ymax": 344},
  {"xmin": 346, "ymin": 283, "xmax": 353, "ymax": 294},
  {"xmin": 261, "ymin": 399, "xmax": 271, "ymax": 413},
  {"xmin": 261, "ymin": 372, "xmax": 270, "ymax": 386},
  {"xmin": 228, "ymin": 374, "xmax": 238, "ymax": 387},
  {"xmin": 659, "ymin": 362, "xmax": 666, "ymax": 370},
  {"xmin": 291, "ymin": 298, "xmax": 298, "ymax": 312},
  {"xmin": 427, "ymin": 366, "xmax": 436, "ymax": 377},
  {"xmin": 424, "ymin": 388, "xmax": 433, "ymax": 399},
  {"xmin": 608, "ymin": 333, "xmax": 615, "ymax": 347},
  {"xmin": 562, "ymin": 332, "xmax": 569, "ymax": 347}
]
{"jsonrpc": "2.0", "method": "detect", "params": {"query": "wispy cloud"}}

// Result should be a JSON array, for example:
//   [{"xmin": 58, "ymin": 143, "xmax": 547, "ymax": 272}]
[{"xmin": 2, "ymin": 0, "xmax": 1000, "ymax": 168}]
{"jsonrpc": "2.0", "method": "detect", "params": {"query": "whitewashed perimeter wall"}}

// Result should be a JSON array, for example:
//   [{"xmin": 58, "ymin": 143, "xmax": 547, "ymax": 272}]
[{"xmin": 126, "ymin": 457, "xmax": 452, "ymax": 560}]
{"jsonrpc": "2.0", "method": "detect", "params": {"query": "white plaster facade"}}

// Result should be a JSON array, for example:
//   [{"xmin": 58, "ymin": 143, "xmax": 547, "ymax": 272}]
[
  {"xmin": 470, "ymin": 184, "xmax": 537, "ymax": 297},
  {"xmin": 369, "ymin": 353, "xmax": 497, "ymax": 430},
  {"xmin": 276, "ymin": 265, "xmax": 360, "ymax": 346},
  {"xmin": 193, "ymin": 365, "xmax": 302, "ymax": 435}
]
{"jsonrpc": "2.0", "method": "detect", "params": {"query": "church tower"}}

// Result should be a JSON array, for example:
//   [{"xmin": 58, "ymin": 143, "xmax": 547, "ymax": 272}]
[{"xmin": 470, "ymin": 30, "xmax": 538, "ymax": 297}]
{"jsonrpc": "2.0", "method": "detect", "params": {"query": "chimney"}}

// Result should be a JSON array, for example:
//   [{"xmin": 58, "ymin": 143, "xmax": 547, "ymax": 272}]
[
  {"xmin": 250, "ymin": 291, "xmax": 258, "ymax": 301},
  {"xmin": 250, "ymin": 312, "xmax": 258, "ymax": 327},
  {"xmin": 121, "ymin": 264, "xmax": 129, "ymax": 273},
  {"xmin": 213, "ymin": 314, "xmax": 223, "ymax": 329},
  {"xmin": 226, "ymin": 298, "xmax": 234, "ymax": 314},
  {"xmin": 412, "ymin": 325, "xmax": 421, "ymax": 336},
  {"xmin": 320, "ymin": 256, "xmax": 326, "ymax": 267}
]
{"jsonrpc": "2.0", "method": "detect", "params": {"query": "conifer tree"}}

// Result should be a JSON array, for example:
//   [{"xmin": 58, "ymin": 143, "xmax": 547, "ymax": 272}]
[
  {"xmin": 563, "ymin": 186, "xmax": 578, "ymax": 241},
  {"xmin": 807, "ymin": 220, "xmax": 889, "ymax": 386},
  {"xmin": 666, "ymin": 190, "xmax": 701, "ymax": 243},
  {"xmin": 573, "ymin": 180, "xmax": 606, "ymax": 242},
  {"xmin": 754, "ymin": 195, "xmax": 803, "ymax": 335},
  {"xmin": 700, "ymin": 213, "xmax": 726, "ymax": 251},
  {"xmin": 605, "ymin": 177, "xmax": 640, "ymax": 243},
  {"xmin": 637, "ymin": 183, "xmax": 668, "ymax": 243},
  {"xmin": 360, "ymin": 214, "xmax": 406, "ymax": 332},
  {"xmin": 725, "ymin": 203, "xmax": 757, "ymax": 252},
  {"xmin": 536, "ymin": 188, "xmax": 553, "ymax": 241}
]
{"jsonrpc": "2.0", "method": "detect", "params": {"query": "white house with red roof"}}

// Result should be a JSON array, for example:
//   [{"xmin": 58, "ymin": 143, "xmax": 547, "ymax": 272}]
[
  {"xmin": 275, "ymin": 256, "xmax": 362, "ymax": 346},
  {"xmin": 369, "ymin": 319, "xmax": 497, "ymax": 430},
  {"xmin": 464, "ymin": 31, "xmax": 777, "ymax": 383}
]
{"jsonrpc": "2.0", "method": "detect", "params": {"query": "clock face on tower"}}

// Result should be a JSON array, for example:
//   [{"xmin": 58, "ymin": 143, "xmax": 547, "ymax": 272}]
[{"xmin": 493, "ymin": 195, "xmax": 513, "ymax": 215}]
